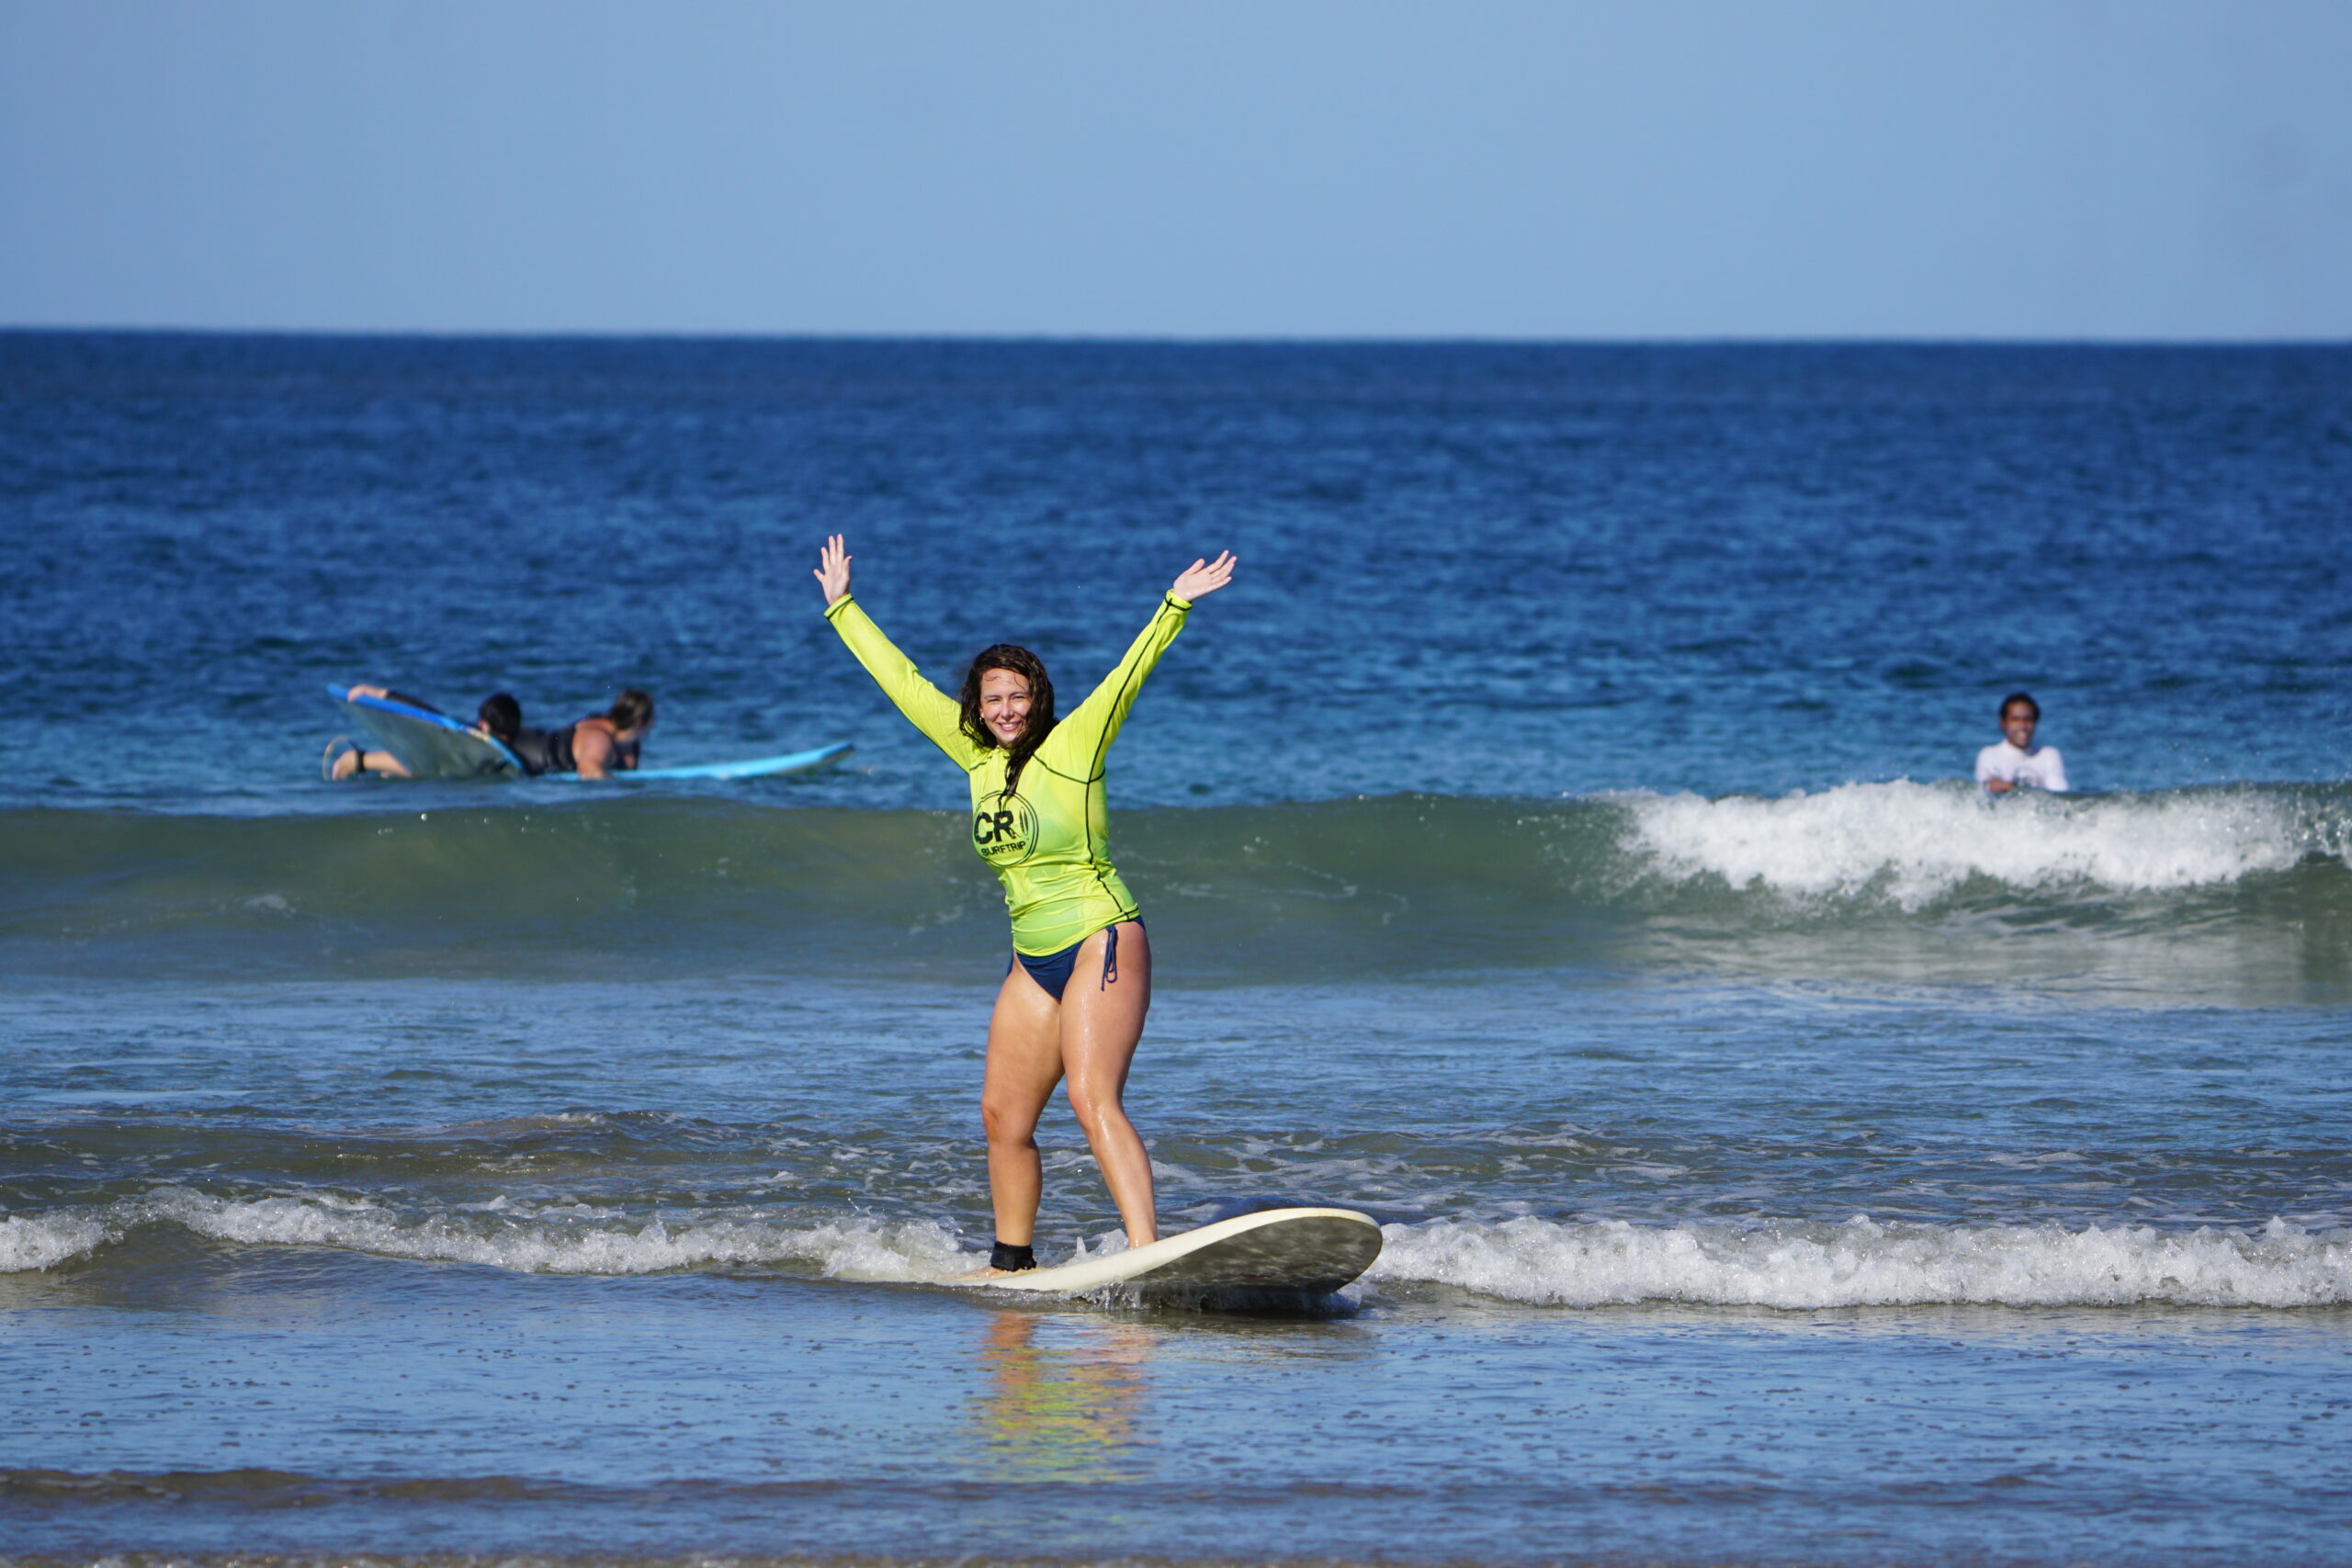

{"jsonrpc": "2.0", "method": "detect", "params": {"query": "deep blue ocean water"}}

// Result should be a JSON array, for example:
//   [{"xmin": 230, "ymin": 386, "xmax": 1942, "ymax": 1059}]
[{"xmin": 3, "ymin": 333, "xmax": 2349, "ymax": 1567}]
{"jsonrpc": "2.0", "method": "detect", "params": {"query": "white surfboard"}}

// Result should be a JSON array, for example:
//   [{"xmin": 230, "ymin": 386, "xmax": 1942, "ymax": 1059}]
[{"xmin": 976, "ymin": 1206, "xmax": 1381, "ymax": 1303}]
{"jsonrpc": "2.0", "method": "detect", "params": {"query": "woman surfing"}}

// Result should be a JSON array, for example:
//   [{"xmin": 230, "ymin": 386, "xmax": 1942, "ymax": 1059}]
[{"xmin": 813, "ymin": 534, "xmax": 1235, "ymax": 1273}]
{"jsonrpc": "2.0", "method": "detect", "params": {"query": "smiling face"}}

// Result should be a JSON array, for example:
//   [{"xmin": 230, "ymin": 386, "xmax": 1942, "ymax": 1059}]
[
  {"xmin": 2001, "ymin": 700, "xmax": 2039, "ymax": 751},
  {"xmin": 978, "ymin": 667, "xmax": 1034, "ymax": 747}
]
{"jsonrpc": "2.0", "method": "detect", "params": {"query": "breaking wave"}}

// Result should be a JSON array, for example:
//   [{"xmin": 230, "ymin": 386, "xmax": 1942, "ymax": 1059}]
[
  {"xmin": 0, "ymin": 1190, "xmax": 976, "ymax": 1284},
  {"xmin": 6, "ymin": 781, "xmax": 2351, "ymax": 985},
  {"xmin": 7, "ymin": 1191, "xmax": 2347, "ymax": 1309},
  {"xmin": 1369, "ymin": 1214, "xmax": 2352, "ymax": 1309},
  {"xmin": 1623, "ymin": 779, "xmax": 2343, "ymax": 907}
]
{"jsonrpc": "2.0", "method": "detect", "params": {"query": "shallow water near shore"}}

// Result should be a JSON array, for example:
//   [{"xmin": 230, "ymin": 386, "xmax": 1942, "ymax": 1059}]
[
  {"xmin": 4, "ymin": 333, "xmax": 2351, "ymax": 1565},
  {"xmin": 6, "ymin": 974, "xmax": 2349, "ymax": 1565}
]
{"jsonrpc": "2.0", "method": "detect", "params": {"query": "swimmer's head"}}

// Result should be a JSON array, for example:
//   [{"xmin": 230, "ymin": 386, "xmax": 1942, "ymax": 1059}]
[
  {"xmin": 606, "ymin": 689, "xmax": 655, "ymax": 739},
  {"xmin": 1999, "ymin": 691, "xmax": 2040, "ymax": 750},
  {"xmin": 960, "ymin": 646, "xmax": 1057, "ymax": 774},
  {"xmin": 476, "ymin": 693, "xmax": 522, "ymax": 742}
]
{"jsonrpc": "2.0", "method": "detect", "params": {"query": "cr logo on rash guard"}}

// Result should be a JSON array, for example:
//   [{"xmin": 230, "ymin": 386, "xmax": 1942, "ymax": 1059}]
[{"xmin": 971, "ymin": 791, "xmax": 1038, "ymax": 865}]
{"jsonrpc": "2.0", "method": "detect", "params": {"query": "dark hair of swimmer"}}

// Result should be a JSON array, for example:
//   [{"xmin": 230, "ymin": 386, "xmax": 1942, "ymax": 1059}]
[
  {"xmin": 958, "ymin": 644, "xmax": 1057, "ymax": 792},
  {"xmin": 1999, "ymin": 691, "xmax": 2041, "ymax": 722},
  {"xmin": 476, "ymin": 693, "xmax": 523, "ymax": 742},
  {"xmin": 607, "ymin": 689, "xmax": 656, "ymax": 732}
]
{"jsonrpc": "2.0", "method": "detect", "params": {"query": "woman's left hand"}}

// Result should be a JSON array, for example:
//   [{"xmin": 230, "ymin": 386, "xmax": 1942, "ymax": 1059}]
[
  {"xmin": 1171, "ymin": 551, "xmax": 1238, "ymax": 602},
  {"xmin": 814, "ymin": 534, "xmax": 853, "ymax": 606}
]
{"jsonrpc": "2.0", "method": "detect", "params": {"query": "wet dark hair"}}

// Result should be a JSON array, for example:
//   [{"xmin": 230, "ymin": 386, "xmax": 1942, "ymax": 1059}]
[
  {"xmin": 958, "ymin": 645, "xmax": 1057, "ymax": 793},
  {"xmin": 476, "ymin": 692, "xmax": 522, "ymax": 742},
  {"xmin": 607, "ymin": 689, "xmax": 655, "ymax": 732},
  {"xmin": 1999, "ymin": 691, "xmax": 2041, "ymax": 723}
]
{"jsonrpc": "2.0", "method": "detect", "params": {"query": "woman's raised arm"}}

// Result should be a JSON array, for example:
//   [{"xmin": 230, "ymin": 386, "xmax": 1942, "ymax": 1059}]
[
  {"xmin": 814, "ymin": 533, "xmax": 982, "ymax": 767},
  {"xmin": 1047, "ymin": 551, "xmax": 1238, "ymax": 771}
]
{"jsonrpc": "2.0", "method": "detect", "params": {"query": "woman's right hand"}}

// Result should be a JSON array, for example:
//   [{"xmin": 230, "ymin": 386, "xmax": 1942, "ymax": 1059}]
[{"xmin": 814, "ymin": 534, "xmax": 853, "ymax": 606}]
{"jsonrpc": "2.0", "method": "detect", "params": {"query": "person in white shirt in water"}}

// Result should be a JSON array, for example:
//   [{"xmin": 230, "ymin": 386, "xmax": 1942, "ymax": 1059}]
[{"xmin": 1974, "ymin": 691, "xmax": 2070, "ymax": 794}]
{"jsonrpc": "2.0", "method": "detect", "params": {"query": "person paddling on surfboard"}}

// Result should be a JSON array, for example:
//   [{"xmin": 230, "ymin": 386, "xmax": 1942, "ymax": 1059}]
[
  {"xmin": 330, "ymin": 687, "xmax": 654, "ymax": 780},
  {"xmin": 330, "ymin": 688, "xmax": 531, "ymax": 780},
  {"xmin": 532, "ymin": 689, "xmax": 656, "ymax": 780},
  {"xmin": 814, "ymin": 533, "xmax": 1236, "ymax": 1273}
]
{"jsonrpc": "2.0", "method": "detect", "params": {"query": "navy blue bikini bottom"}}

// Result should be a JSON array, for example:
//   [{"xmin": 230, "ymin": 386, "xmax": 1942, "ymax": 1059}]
[{"xmin": 1008, "ymin": 919, "xmax": 1139, "ymax": 1001}]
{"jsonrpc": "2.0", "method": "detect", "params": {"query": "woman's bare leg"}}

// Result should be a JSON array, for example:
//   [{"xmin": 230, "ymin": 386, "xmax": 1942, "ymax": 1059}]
[
  {"xmin": 330, "ymin": 748, "xmax": 411, "ymax": 781},
  {"xmin": 980, "ymin": 964, "xmax": 1065, "ymax": 1248},
  {"xmin": 1058, "ymin": 921, "xmax": 1157, "ymax": 1246}
]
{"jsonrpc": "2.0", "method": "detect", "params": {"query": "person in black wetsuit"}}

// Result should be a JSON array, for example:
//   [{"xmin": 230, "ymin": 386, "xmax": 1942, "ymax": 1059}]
[
  {"xmin": 533, "ymin": 689, "xmax": 656, "ymax": 780},
  {"xmin": 329, "ymin": 688, "xmax": 537, "ymax": 780}
]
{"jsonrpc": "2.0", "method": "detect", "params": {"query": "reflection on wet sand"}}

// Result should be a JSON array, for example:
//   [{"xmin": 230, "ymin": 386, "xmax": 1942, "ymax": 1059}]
[{"xmin": 967, "ymin": 1309, "xmax": 1152, "ymax": 1481}]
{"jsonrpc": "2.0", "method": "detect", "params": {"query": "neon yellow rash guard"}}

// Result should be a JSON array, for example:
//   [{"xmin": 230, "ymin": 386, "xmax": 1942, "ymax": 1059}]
[{"xmin": 823, "ymin": 591, "xmax": 1192, "ymax": 956}]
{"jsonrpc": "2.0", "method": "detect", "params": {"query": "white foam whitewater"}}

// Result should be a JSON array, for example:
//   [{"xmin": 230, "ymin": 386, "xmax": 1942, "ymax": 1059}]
[
  {"xmin": 1622, "ymin": 781, "xmax": 2334, "ymax": 908},
  {"xmin": 0, "ymin": 1213, "xmax": 107, "ymax": 1273},
  {"xmin": 1370, "ymin": 1214, "xmax": 2352, "ymax": 1308},
  {"xmin": 0, "ymin": 1189, "xmax": 978, "ymax": 1282}
]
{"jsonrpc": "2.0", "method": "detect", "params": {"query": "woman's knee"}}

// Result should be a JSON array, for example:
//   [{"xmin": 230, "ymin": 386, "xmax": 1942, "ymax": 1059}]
[
  {"xmin": 981, "ymin": 1095, "xmax": 1040, "ymax": 1146},
  {"xmin": 1064, "ymin": 1081, "xmax": 1128, "ymax": 1135}
]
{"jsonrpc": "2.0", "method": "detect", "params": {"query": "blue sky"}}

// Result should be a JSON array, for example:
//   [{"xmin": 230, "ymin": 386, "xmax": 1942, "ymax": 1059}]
[{"xmin": 2, "ymin": 0, "xmax": 2346, "ymax": 338}]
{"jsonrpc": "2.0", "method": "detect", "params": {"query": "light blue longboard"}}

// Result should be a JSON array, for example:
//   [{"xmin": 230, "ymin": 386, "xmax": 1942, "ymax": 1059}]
[
  {"xmin": 326, "ymin": 685, "xmax": 852, "ymax": 782},
  {"xmin": 628, "ymin": 746, "xmax": 854, "ymax": 782}
]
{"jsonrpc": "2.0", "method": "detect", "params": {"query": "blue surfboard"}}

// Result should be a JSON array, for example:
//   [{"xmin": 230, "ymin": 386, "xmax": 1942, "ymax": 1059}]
[
  {"xmin": 326, "ymin": 686, "xmax": 851, "ymax": 783},
  {"xmin": 328, "ymin": 684, "xmax": 524, "ymax": 778},
  {"xmin": 620, "ymin": 743, "xmax": 854, "ymax": 781}
]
